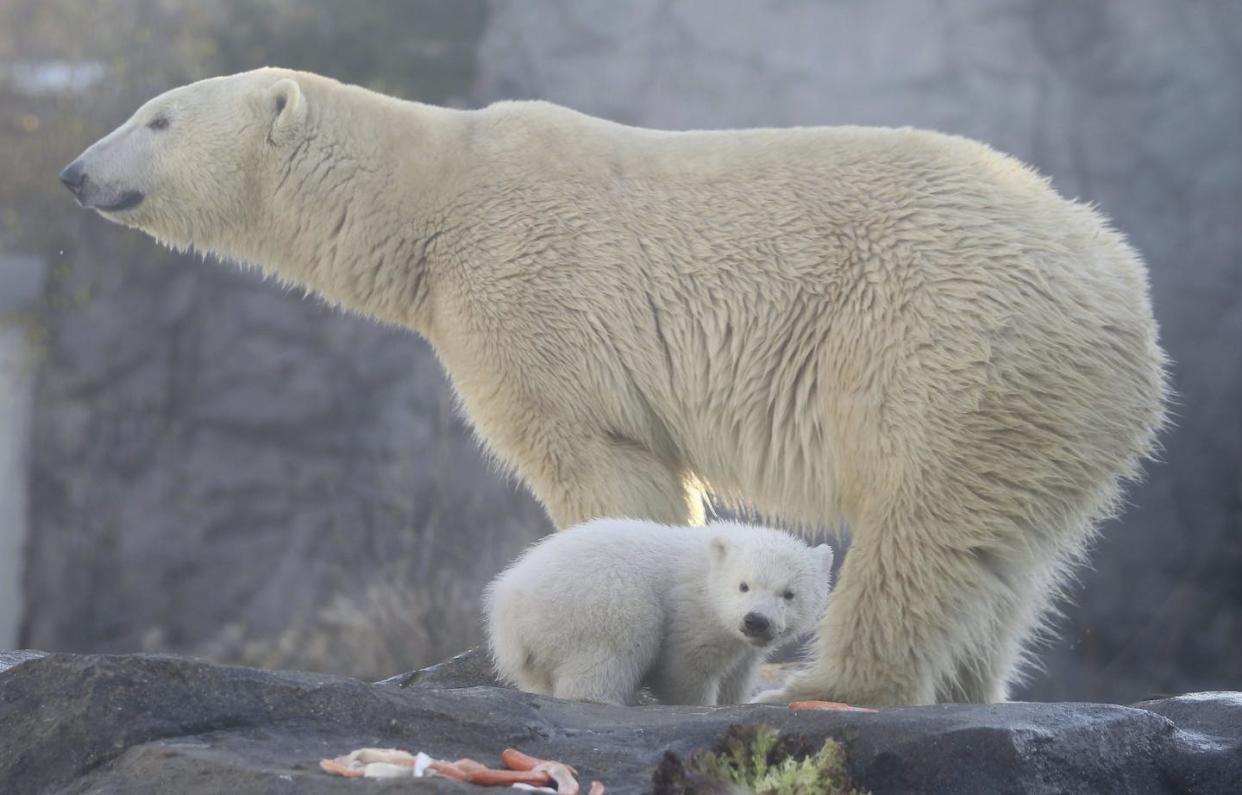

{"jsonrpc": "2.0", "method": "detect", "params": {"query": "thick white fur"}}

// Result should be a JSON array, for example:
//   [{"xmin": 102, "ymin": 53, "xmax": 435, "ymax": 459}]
[
  {"xmin": 485, "ymin": 519, "xmax": 832, "ymax": 705},
  {"xmin": 67, "ymin": 68, "xmax": 1168, "ymax": 705}
]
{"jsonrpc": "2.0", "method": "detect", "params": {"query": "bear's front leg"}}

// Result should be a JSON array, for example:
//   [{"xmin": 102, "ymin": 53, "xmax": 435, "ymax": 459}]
[
  {"xmin": 715, "ymin": 654, "xmax": 763, "ymax": 705},
  {"xmin": 646, "ymin": 655, "xmax": 721, "ymax": 706},
  {"xmin": 525, "ymin": 435, "xmax": 706, "ymax": 529}
]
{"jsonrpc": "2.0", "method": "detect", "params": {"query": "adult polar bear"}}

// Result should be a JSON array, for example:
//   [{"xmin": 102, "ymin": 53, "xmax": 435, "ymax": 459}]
[{"xmin": 61, "ymin": 68, "xmax": 1167, "ymax": 706}]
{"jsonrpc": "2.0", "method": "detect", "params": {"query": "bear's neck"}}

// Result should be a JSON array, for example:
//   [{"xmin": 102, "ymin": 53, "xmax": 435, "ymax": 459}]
[{"xmin": 240, "ymin": 92, "xmax": 474, "ymax": 334}]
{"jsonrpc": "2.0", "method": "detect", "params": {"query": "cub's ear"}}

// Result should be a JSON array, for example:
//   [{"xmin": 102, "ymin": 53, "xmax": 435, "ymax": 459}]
[
  {"xmin": 708, "ymin": 536, "xmax": 729, "ymax": 566},
  {"xmin": 814, "ymin": 544, "xmax": 835, "ymax": 578},
  {"xmin": 265, "ymin": 78, "xmax": 307, "ymax": 144}
]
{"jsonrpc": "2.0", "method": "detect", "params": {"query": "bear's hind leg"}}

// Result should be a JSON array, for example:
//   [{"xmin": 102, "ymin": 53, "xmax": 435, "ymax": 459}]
[
  {"xmin": 764, "ymin": 509, "xmax": 1051, "ymax": 706},
  {"xmin": 940, "ymin": 637, "xmax": 1015, "ymax": 703},
  {"xmin": 938, "ymin": 550, "xmax": 1072, "ymax": 703}
]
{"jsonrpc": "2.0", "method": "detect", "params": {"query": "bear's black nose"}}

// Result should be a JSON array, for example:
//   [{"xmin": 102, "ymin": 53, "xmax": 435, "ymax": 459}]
[
  {"xmin": 59, "ymin": 160, "xmax": 87, "ymax": 195},
  {"xmin": 742, "ymin": 612, "xmax": 771, "ymax": 639}
]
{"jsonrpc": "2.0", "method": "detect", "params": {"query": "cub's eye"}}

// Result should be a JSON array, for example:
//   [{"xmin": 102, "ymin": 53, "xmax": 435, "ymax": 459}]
[
  {"xmin": 739, "ymin": 582, "xmax": 749, "ymax": 593},
  {"xmin": 782, "ymin": 591, "xmax": 795, "ymax": 601},
  {"xmin": 147, "ymin": 116, "xmax": 169, "ymax": 131}
]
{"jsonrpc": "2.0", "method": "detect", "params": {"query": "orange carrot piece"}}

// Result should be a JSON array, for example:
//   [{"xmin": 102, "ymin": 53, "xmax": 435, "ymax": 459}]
[
  {"xmin": 451, "ymin": 758, "xmax": 490, "ymax": 774},
  {"xmin": 502, "ymin": 748, "xmax": 578, "ymax": 775},
  {"xmin": 464, "ymin": 768, "xmax": 553, "ymax": 786},
  {"xmin": 500, "ymin": 748, "xmax": 544, "ymax": 771}
]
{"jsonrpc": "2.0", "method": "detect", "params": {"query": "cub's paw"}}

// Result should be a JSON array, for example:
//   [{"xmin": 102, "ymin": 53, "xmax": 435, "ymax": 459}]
[{"xmin": 750, "ymin": 687, "xmax": 794, "ymax": 705}]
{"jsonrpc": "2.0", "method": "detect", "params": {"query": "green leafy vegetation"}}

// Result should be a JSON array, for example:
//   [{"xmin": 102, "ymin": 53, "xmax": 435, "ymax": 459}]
[{"xmin": 653, "ymin": 723, "xmax": 868, "ymax": 795}]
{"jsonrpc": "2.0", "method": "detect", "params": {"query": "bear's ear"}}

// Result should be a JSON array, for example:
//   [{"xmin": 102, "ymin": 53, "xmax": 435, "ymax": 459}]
[
  {"xmin": 708, "ymin": 536, "xmax": 729, "ymax": 566},
  {"xmin": 814, "ymin": 544, "xmax": 834, "ymax": 578},
  {"xmin": 265, "ymin": 78, "xmax": 307, "ymax": 145}
]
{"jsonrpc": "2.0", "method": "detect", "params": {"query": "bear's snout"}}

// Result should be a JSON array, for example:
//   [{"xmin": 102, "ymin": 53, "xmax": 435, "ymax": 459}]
[
  {"xmin": 58, "ymin": 155, "xmax": 145, "ymax": 213},
  {"xmin": 59, "ymin": 160, "xmax": 88, "ymax": 198},
  {"xmin": 741, "ymin": 611, "xmax": 774, "ymax": 642}
]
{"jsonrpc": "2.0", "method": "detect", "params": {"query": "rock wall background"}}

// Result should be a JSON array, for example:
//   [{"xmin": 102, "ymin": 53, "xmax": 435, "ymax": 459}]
[{"xmin": 2, "ymin": 0, "xmax": 1239, "ymax": 702}]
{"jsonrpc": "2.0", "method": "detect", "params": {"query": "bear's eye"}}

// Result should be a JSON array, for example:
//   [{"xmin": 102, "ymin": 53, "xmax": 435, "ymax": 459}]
[
  {"xmin": 782, "ymin": 590, "xmax": 795, "ymax": 601},
  {"xmin": 739, "ymin": 582, "xmax": 749, "ymax": 593},
  {"xmin": 147, "ymin": 116, "xmax": 169, "ymax": 131}
]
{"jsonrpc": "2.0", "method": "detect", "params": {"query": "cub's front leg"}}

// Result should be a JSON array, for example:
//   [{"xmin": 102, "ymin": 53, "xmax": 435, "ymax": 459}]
[
  {"xmin": 646, "ymin": 654, "xmax": 721, "ymax": 707},
  {"xmin": 715, "ymin": 654, "xmax": 763, "ymax": 705}
]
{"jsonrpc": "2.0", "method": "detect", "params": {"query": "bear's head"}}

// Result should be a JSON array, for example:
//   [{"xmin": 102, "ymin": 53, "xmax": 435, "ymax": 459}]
[
  {"xmin": 58, "ymin": 68, "xmax": 307, "ymax": 254},
  {"xmin": 707, "ymin": 525, "xmax": 834, "ymax": 649}
]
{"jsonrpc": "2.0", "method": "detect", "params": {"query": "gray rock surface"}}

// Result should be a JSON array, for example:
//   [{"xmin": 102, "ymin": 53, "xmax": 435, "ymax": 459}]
[
  {"xmin": 376, "ymin": 646, "xmax": 500, "ymax": 689},
  {"xmin": 0, "ymin": 649, "xmax": 45, "ymax": 674},
  {"xmin": 0, "ymin": 651, "xmax": 1238, "ymax": 794}
]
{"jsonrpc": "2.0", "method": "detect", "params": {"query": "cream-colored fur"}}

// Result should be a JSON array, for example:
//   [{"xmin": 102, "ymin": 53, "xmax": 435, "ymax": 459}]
[
  {"xmin": 63, "ymin": 68, "xmax": 1168, "ymax": 706},
  {"xmin": 485, "ymin": 519, "xmax": 832, "ymax": 706}
]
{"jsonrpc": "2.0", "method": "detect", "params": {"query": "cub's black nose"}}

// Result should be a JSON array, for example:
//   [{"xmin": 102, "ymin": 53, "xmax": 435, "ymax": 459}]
[
  {"xmin": 742, "ymin": 612, "xmax": 771, "ymax": 638},
  {"xmin": 59, "ymin": 160, "xmax": 87, "ymax": 194}
]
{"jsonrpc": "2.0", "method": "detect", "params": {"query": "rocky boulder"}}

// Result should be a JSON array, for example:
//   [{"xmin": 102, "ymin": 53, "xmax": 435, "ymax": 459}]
[{"xmin": 0, "ymin": 650, "xmax": 1238, "ymax": 794}]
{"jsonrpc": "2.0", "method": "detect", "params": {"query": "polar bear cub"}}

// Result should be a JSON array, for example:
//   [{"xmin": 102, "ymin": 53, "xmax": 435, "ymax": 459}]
[{"xmin": 485, "ymin": 519, "xmax": 833, "ymax": 706}]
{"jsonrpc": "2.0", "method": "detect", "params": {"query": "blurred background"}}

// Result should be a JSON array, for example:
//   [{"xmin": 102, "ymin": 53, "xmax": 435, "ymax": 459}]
[{"xmin": 0, "ymin": 0, "xmax": 1238, "ymax": 703}]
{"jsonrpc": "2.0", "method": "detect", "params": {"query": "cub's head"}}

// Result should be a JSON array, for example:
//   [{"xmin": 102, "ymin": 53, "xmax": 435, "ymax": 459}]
[
  {"xmin": 58, "ymin": 68, "xmax": 308, "ymax": 252},
  {"xmin": 707, "ymin": 524, "xmax": 834, "ymax": 649}
]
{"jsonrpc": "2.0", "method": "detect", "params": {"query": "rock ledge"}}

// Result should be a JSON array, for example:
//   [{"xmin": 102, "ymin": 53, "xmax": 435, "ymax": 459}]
[{"xmin": 0, "ymin": 650, "xmax": 1238, "ymax": 793}]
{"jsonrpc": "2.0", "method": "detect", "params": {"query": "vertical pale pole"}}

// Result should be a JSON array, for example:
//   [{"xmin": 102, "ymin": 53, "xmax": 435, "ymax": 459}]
[{"xmin": 0, "ymin": 254, "xmax": 46, "ymax": 650}]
